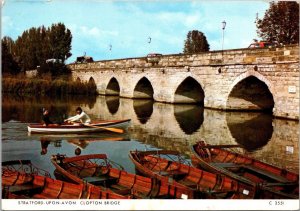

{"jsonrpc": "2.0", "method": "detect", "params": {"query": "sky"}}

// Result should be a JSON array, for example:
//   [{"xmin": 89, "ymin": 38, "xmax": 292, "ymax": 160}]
[{"xmin": 2, "ymin": 0, "xmax": 270, "ymax": 63}]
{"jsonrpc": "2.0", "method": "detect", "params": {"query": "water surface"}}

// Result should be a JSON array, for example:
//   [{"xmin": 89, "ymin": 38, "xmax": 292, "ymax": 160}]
[{"xmin": 2, "ymin": 94, "xmax": 299, "ymax": 177}]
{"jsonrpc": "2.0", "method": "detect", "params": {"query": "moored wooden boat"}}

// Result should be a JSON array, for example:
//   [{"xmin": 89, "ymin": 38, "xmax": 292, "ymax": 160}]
[
  {"xmin": 191, "ymin": 141, "xmax": 299, "ymax": 199},
  {"xmin": 51, "ymin": 154, "xmax": 193, "ymax": 199},
  {"xmin": 2, "ymin": 160, "xmax": 126, "ymax": 199},
  {"xmin": 27, "ymin": 119, "xmax": 131, "ymax": 134},
  {"xmin": 129, "ymin": 150, "xmax": 257, "ymax": 199}
]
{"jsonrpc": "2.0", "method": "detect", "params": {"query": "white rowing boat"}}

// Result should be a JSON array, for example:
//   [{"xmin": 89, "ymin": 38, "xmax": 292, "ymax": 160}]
[{"xmin": 28, "ymin": 119, "xmax": 131, "ymax": 134}]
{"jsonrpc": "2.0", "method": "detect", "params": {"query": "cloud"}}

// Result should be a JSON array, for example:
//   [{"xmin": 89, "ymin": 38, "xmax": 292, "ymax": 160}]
[
  {"xmin": 2, "ymin": 15, "xmax": 13, "ymax": 27},
  {"xmin": 2, "ymin": 1, "xmax": 270, "ymax": 61},
  {"xmin": 156, "ymin": 11, "xmax": 201, "ymax": 28},
  {"xmin": 78, "ymin": 26, "xmax": 118, "ymax": 38}
]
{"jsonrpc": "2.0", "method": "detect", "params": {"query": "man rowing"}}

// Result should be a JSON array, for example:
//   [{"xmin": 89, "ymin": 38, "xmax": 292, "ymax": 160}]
[
  {"xmin": 64, "ymin": 107, "xmax": 91, "ymax": 125},
  {"xmin": 42, "ymin": 108, "xmax": 59, "ymax": 126}
]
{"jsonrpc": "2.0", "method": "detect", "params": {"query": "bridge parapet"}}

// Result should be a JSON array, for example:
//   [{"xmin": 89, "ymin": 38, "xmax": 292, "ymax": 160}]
[
  {"xmin": 69, "ymin": 45, "xmax": 298, "ymax": 71},
  {"xmin": 69, "ymin": 45, "xmax": 299, "ymax": 120}
]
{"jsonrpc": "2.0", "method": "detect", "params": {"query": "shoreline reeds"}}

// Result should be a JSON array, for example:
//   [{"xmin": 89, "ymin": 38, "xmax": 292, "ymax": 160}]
[{"xmin": 2, "ymin": 76, "xmax": 97, "ymax": 96}]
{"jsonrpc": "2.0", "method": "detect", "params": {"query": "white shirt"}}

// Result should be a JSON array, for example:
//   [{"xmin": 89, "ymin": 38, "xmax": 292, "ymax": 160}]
[{"xmin": 66, "ymin": 111, "xmax": 91, "ymax": 124}]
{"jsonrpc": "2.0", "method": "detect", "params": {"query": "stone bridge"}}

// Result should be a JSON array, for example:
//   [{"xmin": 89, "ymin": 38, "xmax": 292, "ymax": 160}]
[{"xmin": 69, "ymin": 45, "xmax": 299, "ymax": 120}]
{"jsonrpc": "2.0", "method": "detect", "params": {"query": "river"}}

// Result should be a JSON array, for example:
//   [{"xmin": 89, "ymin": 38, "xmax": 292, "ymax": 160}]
[{"xmin": 2, "ymin": 94, "xmax": 299, "ymax": 178}]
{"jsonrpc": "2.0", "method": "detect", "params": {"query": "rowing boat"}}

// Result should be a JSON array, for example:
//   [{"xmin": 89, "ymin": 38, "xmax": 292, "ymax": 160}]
[
  {"xmin": 191, "ymin": 141, "xmax": 299, "ymax": 199},
  {"xmin": 27, "ymin": 119, "xmax": 131, "ymax": 134},
  {"xmin": 2, "ymin": 160, "xmax": 127, "ymax": 199},
  {"xmin": 129, "ymin": 150, "xmax": 257, "ymax": 199},
  {"xmin": 51, "ymin": 154, "xmax": 193, "ymax": 199}
]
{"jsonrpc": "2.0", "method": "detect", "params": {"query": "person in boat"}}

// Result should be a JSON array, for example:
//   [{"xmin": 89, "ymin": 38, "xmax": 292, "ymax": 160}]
[
  {"xmin": 42, "ymin": 109, "xmax": 59, "ymax": 126},
  {"xmin": 64, "ymin": 107, "xmax": 91, "ymax": 125}
]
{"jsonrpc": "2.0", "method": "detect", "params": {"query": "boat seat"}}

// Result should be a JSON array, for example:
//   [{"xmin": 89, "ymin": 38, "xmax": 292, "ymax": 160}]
[
  {"xmin": 110, "ymin": 184, "xmax": 132, "ymax": 196},
  {"xmin": 8, "ymin": 192, "xmax": 30, "ymax": 199},
  {"xmin": 114, "ymin": 188, "xmax": 131, "ymax": 196},
  {"xmin": 83, "ymin": 175, "xmax": 118, "ymax": 186},
  {"xmin": 178, "ymin": 179, "xmax": 197, "ymax": 189},
  {"xmin": 243, "ymin": 166, "xmax": 291, "ymax": 183},
  {"xmin": 9, "ymin": 184, "xmax": 43, "ymax": 194},
  {"xmin": 211, "ymin": 162, "xmax": 241, "ymax": 168},
  {"xmin": 33, "ymin": 192, "xmax": 57, "ymax": 199},
  {"xmin": 110, "ymin": 184, "xmax": 131, "ymax": 195},
  {"xmin": 212, "ymin": 163, "xmax": 291, "ymax": 183},
  {"xmin": 110, "ymin": 184, "xmax": 127, "ymax": 190},
  {"xmin": 156, "ymin": 170, "xmax": 186, "ymax": 176}
]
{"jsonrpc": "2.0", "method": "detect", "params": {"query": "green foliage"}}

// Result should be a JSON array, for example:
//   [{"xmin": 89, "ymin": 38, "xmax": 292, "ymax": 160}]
[
  {"xmin": 256, "ymin": 1, "xmax": 299, "ymax": 44},
  {"xmin": 38, "ymin": 62, "xmax": 71, "ymax": 79},
  {"xmin": 183, "ymin": 30, "xmax": 210, "ymax": 54},
  {"xmin": 48, "ymin": 23, "xmax": 72, "ymax": 62},
  {"xmin": 1, "ymin": 37, "xmax": 21, "ymax": 75},
  {"xmin": 2, "ymin": 23, "xmax": 73, "ymax": 77}
]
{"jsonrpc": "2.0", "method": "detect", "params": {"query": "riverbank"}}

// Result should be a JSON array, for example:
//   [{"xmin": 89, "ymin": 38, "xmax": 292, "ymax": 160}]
[{"xmin": 2, "ymin": 76, "xmax": 97, "ymax": 96}]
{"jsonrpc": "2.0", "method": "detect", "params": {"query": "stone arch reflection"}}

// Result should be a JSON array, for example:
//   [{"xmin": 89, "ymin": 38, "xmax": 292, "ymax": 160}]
[
  {"xmin": 227, "ymin": 76, "xmax": 274, "ymax": 112},
  {"xmin": 133, "ymin": 77, "xmax": 154, "ymax": 99},
  {"xmin": 133, "ymin": 99, "xmax": 154, "ymax": 124},
  {"xmin": 105, "ymin": 96, "xmax": 120, "ymax": 115},
  {"xmin": 174, "ymin": 76, "xmax": 204, "ymax": 105},
  {"xmin": 106, "ymin": 77, "xmax": 120, "ymax": 96},
  {"xmin": 226, "ymin": 112, "xmax": 273, "ymax": 151},
  {"xmin": 174, "ymin": 104, "xmax": 204, "ymax": 135}
]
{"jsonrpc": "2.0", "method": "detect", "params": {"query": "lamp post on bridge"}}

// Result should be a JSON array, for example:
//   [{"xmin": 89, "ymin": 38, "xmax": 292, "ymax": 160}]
[{"xmin": 221, "ymin": 20, "xmax": 226, "ymax": 51}]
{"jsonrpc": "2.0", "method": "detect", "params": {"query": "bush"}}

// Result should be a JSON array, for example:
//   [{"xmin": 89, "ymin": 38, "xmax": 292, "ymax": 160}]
[{"xmin": 2, "ymin": 75, "xmax": 97, "ymax": 97}]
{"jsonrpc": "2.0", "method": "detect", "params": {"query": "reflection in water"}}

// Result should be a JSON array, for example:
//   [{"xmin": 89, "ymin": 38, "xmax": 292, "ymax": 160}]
[
  {"xmin": 68, "ymin": 139, "xmax": 89, "ymax": 149},
  {"xmin": 40, "ymin": 139, "xmax": 50, "ymax": 155},
  {"xmin": 39, "ymin": 139, "xmax": 62, "ymax": 155},
  {"xmin": 226, "ymin": 112, "xmax": 273, "ymax": 151},
  {"xmin": 133, "ymin": 100, "xmax": 153, "ymax": 124},
  {"xmin": 174, "ymin": 105, "xmax": 204, "ymax": 135},
  {"xmin": 105, "ymin": 96, "xmax": 120, "ymax": 115},
  {"xmin": 2, "ymin": 94, "xmax": 96, "ymax": 123},
  {"xmin": 38, "ymin": 134, "xmax": 131, "ymax": 156},
  {"xmin": 68, "ymin": 139, "xmax": 88, "ymax": 155},
  {"xmin": 2, "ymin": 94, "xmax": 299, "ymax": 175}
]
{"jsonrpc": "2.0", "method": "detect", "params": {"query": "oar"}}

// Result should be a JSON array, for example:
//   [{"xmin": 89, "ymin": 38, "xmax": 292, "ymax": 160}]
[
  {"xmin": 66, "ymin": 120, "xmax": 124, "ymax": 134},
  {"xmin": 196, "ymin": 141, "xmax": 241, "ymax": 149},
  {"xmin": 199, "ymin": 144, "xmax": 242, "ymax": 149},
  {"xmin": 84, "ymin": 123, "xmax": 124, "ymax": 134}
]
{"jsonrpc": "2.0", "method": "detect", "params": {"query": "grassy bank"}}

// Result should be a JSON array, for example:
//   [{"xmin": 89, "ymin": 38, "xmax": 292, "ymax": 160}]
[{"xmin": 2, "ymin": 76, "xmax": 97, "ymax": 96}]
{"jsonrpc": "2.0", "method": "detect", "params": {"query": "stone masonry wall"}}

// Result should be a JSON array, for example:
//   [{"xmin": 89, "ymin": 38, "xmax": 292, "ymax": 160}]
[
  {"xmin": 69, "ymin": 45, "xmax": 299, "ymax": 119},
  {"xmin": 74, "ymin": 96, "xmax": 299, "ymax": 173}
]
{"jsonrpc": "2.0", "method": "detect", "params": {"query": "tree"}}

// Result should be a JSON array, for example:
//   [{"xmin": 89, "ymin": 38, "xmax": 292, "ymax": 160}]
[
  {"xmin": 11, "ymin": 23, "xmax": 72, "ymax": 77},
  {"xmin": 48, "ymin": 23, "xmax": 72, "ymax": 63},
  {"xmin": 1, "ymin": 37, "xmax": 20, "ymax": 75},
  {"xmin": 2, "ymin": 36, "xmax": 14, "ymax": 54},
  {"xmin": 256, "ymin": 1, "xmax": 299, "ymax": 45},
  {"xmin": 183, "ymin": 30, "xmax": 210, "ymax": 54}
]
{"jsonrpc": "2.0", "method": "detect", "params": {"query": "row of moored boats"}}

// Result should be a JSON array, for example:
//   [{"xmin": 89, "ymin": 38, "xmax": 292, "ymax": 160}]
[{"xmin": 2, "ymin": 141, "xmax": 299, "ymax": 199}]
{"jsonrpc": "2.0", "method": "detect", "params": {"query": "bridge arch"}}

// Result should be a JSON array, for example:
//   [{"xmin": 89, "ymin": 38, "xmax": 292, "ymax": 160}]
[
  {"xmin": 133, "ymin": 77, "xmax": 154, "ymax": 99},
  {"xmin": 89, "ymin": 77, "xmax": 95, "ymax": 83},
  {"xmin": 174, "ymin": 76, "xmax": 205, "ymax": 105},
  {"xmin": 88, "ymin": 77, "xmax": 97, "ymax": 93},
  {"xmin": 226, "ymin": 70, "xmax": 274, "ymax": 112},
  {"xmin": 106, "ymin": 77, "xmax": 120, "ymax": 96}
]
